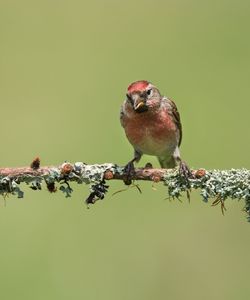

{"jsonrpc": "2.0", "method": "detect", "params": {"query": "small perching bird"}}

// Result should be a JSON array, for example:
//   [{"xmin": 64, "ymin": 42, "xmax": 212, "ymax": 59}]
[{"xmin": 120, "ymin": 80, "xmax": 191, "ymax": 183}]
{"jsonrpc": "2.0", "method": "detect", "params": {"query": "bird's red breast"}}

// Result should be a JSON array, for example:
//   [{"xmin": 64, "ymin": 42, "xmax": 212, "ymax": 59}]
[{"xmin": 122, "ymin": 104, "xmax": 178, "ymax": 156}]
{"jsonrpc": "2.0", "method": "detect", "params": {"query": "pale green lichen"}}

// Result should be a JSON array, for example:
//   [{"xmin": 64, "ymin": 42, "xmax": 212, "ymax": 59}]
[
  {"xmin": 164, "ymin": 168, "xmax": 250, "ymax": 221},
  {"xmin": 1, "ymin": 164, "xmax": 250, "ymax": 221},
  {"xmin": 73, "ymin": 162, "xmax": 117, "ymax": 184},
  {"xmin": 59, "ymin": 185, "xmax": 73, "ymax": 198},
  {"xmin": 0, "ymin": 177, "xmax": 24, "ymax": 198},
  {"xmin": 0, "ymin": 163, "xmax": 118, "ymax": 202}
]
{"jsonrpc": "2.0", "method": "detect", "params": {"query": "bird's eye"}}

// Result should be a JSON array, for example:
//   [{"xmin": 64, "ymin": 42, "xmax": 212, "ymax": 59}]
[{"xmin": 146, "ymin": 89, "xmax": 152, "ymax": 96}]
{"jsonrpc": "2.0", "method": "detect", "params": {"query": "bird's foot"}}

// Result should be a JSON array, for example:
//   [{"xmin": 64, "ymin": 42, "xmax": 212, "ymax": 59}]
[
  {"xmin": 179, "ymin": 161, "xmax": 194, "ymax": 201},
  {"xmin": 179, "ymin": 161, "xmax": 194, "ymax": 182},
  {"xmin": 123, "ymin": 161, "xmax": 135, "ymax": 185}
]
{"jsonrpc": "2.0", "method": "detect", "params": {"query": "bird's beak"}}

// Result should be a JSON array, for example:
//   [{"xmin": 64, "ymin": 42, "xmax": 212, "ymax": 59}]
[
  {"xmin": 134, "ymin": 100, "xmax": 148, "ymax": 113},
  {"xmin": 134, "ymin": 101, "xmax": 145, "ymax": 111}
]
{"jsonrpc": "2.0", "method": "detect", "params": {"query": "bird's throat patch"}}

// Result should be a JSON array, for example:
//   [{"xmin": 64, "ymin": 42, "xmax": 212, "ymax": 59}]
[{"xmin": 134, "ymin": 104, "xmax": 148, "ymax": 113}]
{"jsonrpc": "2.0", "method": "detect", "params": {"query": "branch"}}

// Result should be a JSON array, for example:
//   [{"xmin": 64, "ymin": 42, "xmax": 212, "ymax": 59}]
[{"xmin": 0, "ymin": 159, "xmax": 250, "ymax": 222}]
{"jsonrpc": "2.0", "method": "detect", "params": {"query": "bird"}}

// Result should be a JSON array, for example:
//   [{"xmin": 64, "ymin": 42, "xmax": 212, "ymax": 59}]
[{"xmin": 120, "ymin": 80, "xmax": 191, "ymax": 183}]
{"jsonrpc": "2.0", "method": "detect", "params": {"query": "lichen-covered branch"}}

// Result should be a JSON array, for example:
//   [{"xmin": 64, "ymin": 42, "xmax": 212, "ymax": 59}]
[{"xmin": 0, "ymin": 160, "xmax": 250, "ymax": 222}]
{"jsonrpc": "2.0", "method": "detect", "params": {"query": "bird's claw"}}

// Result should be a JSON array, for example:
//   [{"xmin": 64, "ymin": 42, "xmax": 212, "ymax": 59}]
[
  {"xmin": 179, "ymin": 161, "xmax": 194, "ymax": 182},
  {"xmin": 179, "ymin": 161, "xmax": 193, "ymax": 201},
  {"xmin": 123, "ymin": 161, "xmax": 135, "ymax": 185}
]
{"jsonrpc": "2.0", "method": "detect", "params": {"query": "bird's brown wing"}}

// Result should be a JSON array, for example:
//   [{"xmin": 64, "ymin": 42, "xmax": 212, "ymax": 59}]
[{"xmin": 166, "ymin": 98, "xmax": 182, "ymax": 147}]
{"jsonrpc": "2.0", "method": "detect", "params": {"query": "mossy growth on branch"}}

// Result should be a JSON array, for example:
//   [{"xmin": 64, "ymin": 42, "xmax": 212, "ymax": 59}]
[{"xmin": 0, "ymin": 162, "xmax": 250, "ymax": 221}]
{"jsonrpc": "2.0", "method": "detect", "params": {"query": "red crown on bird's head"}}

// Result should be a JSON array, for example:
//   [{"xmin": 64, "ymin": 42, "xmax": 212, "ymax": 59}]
[{"xmin": 127, "ymin": 80, "xmax": 150, "ymax": 93}]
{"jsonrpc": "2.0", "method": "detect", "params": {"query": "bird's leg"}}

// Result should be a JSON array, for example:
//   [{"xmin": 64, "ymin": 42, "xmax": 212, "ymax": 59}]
[
  {"xmin": 123, "ymin": 159, "xmax": 135, "ymax": 185},
  {"xmin": 179, "ymin": 160, "xmax": 193, "ymax": 180},
  {"xmin": 123, "ymin": 150, "xmax": 142, "ymax": 185},
  {"xmin": 176, "ymin": 159, "xmax": 194, "ymax": 202},
  {"xmin": 173, "ymin": 148, "xmax": 193, "ymax": 180}
]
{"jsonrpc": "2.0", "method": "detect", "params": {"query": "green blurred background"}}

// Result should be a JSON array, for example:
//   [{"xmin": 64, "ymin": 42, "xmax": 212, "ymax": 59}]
[{"xmin": 0, "ymin": 0, "xmax": 250, "ymax": 299}]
